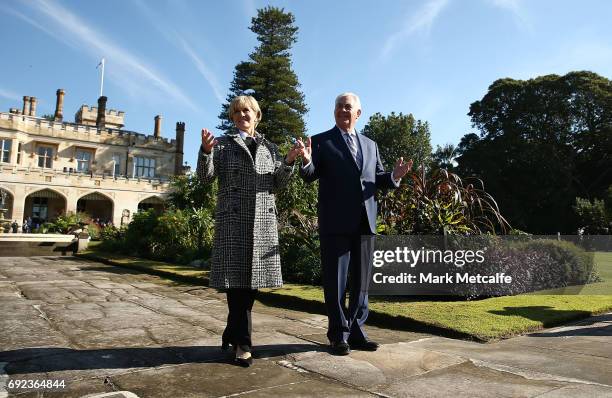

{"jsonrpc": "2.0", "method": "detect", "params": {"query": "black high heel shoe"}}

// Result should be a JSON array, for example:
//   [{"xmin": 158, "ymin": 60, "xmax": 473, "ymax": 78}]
[
  {"xmin": 234, "ymin": 355, "xmax": 253, "ymax": 367},
  {"xmin": 234, "ymin": 345, "xmax": 253, "ymax": 367}
]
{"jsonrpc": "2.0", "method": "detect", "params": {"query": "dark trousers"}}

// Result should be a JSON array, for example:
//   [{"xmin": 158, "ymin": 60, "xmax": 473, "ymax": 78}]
[
  {"xmin": 320, "ymin": 210, "xmax": 374, "ymax": 343},
  {"xmin": 222, "ymin": 289, "xmax": 257, "ymax": 350}
]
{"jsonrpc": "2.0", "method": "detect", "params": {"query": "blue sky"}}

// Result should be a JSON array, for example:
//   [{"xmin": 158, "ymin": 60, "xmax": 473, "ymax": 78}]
[{"xmin": 1, "ymin": 0, "xmax": 611, "ymax": 168}]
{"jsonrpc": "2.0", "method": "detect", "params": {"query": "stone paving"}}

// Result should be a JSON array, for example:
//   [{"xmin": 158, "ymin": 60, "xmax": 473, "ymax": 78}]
[{"xmin": 0, "ymin": 256, "xmax": 610, "ymax": 398}]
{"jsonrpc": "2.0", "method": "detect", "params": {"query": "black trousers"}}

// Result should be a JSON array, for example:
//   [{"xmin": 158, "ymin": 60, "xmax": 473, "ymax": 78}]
[
  {"xmin": 320, "ymin": 208, "xmax": 374, "ymax": 343},
  {"xmin": 222, "ymin": 289, "xmax": 257, "ymax": 350}
]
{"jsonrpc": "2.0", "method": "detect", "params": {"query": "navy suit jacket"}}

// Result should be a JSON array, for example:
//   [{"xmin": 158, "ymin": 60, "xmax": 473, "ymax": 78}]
[{"xmin": 300, "ymin": 126, "xmax": 397, "ymax": 235}]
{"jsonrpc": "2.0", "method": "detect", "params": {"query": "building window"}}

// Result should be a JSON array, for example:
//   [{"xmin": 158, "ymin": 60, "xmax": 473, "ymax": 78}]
[
  {"xmin": 0, "ymin": 139, "xmax": 11, "ymax": 163},
  {"xmin": 32, "ymin": 197, "xmax": 48, "ymax": 221},
  {"xmin": 76, "ymin": 149, "xmax": 92, "ymax": 173},
  {"xmin": 112, "ymin": 154, "xmax": 121, "ymax": 176},
  {"xmin": 37, "ymin": 146, "xmax": 53, "ymax": 168},
  {"xmin": 17, "ymin": 142, "xmax": 22, "ymax": 164},
  {"xmin": 134, "ymin": 156, "xmax": 155, "ymax": 178}
]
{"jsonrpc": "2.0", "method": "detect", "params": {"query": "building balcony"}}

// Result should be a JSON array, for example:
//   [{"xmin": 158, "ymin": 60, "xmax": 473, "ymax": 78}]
[{"xmin": 0, "ymin": 164, "xmax": 172, "ymax": 192}]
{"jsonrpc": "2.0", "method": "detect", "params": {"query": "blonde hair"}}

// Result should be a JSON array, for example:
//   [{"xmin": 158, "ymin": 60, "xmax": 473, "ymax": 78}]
[{"xmin": 228, "ymin": 95, "xmax": 262, "ymax": 128}]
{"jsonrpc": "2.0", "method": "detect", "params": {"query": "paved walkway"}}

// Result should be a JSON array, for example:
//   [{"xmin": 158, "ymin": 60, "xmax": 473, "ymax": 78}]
[{"xmin": 0, "ymin": 256, "xmax": 610, "ymax": 398}]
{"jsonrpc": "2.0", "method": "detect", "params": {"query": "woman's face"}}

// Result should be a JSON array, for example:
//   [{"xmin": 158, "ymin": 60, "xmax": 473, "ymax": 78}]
[{"xmin": 232, "ymin": 105, "xmax": 256, "ymax": 134}]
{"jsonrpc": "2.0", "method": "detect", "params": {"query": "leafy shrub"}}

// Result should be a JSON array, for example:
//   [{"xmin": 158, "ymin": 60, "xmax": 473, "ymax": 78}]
[
  {"xmin": 457, "ymin": 238, "xmax": 598, "ymax": 297},
  {"xmin": 98, "ymin": 225, "xmax": 126, "ymax": 252},
  {"xmin": 151, "ymin": 208, "xmax": 214, "ymax": 263},
  {"xmin": 514, "ymin": 240, "xmax": 599, "ymax": 286},
  {"xmin": 122, "ymin": 209, "xmax": 159, "ymax": 257},
  {"xmin": 379, "ymin": 166, "xmax": 510, "ymax": 235},
  {"xmin": 47, "ymin": 213, "xmax": 80, "ymax": 234},
  {"xmin": 276, "ymin": 141, "xmax": 322, "ymax": 284},
  {"xmin": 279, "ymin": 213, "xmax": 321, "ymax": 284},
  {"xmin": 98, "ymin": 206, "xmax": 214, "ymax": 265}
]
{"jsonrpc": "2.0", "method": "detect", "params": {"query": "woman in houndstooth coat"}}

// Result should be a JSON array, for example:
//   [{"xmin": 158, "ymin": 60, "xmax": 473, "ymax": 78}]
[{"xmin": 196, "ymin": 95, "xmax": 301, "ymax": 366}]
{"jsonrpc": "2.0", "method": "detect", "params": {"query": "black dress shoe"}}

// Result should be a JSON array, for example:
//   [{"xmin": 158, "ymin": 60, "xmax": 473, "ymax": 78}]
[
  {"xmin": 329, "ymin": 341, "xmax": 350, "ymax": 356},
  {"xmin": 348, "ymin": 339, "xmax": 379, "ymax": 351}
]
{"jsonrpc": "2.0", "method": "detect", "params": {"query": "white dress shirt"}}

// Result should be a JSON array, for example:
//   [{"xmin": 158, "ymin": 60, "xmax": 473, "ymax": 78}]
[
  {"xmin": 302, "ymin": 126, "xmax": 401, "ymax": 186},
  {"xmin": 239, "ymin": 130, "xmax": 254, "ymax": 140}
]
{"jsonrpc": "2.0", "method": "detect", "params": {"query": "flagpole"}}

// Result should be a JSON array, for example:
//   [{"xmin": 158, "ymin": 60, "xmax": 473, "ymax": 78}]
[{"xmin": 98, "ymin": 58, "xmax": 105, "ymax": 97}]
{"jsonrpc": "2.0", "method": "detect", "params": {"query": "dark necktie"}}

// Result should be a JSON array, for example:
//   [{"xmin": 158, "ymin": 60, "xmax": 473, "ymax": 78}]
[
  {"xmin": 244, "ymin": 136, "xmax": 257, "ymax": 159},
  {"xmin": 345, "ymin": 133, "xmax": 362, "ymax": 169}
]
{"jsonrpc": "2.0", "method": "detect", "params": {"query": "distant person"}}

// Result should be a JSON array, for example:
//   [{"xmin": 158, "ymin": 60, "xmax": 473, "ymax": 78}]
[
  {"xmin": 11, "ymin": 220, "xmax": 18, "ymax": 233},
  {"xmin": 197, "ymin": 95, "xmax": 301, "ymax": 367}
]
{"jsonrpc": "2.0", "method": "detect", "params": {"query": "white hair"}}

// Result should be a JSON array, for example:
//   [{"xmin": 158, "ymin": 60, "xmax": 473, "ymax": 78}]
[{"xmin": 335, "ymin": 92, "xmax": 361, "ymax": 111}]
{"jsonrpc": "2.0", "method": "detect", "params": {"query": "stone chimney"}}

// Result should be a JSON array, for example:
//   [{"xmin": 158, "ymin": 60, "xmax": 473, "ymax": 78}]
[
  {"xmin": 154, "ymin": 115, "xmax": 162, "ymax": 138},
  {"xmin": 29, "ymin": 97, "xmax": 37, "ymax": 117},
  {"xmin": 54, "ymin": 89, "xmax": 65, "ymax": 121},
  {"xmin": 96, "ymin": 96, "xmax": 107, "ymax": 128},
  {"xmin": 174, "ymin": 122, "xmax": 185, "ymax": 175},
  {"xmin": 22, "ymin": 96, "xmax": 30, "ymax": 116}
]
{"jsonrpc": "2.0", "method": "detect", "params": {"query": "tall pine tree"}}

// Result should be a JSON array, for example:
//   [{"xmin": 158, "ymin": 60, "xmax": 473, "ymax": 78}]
[{"xmin": 218, "ymin": 7, "xmax": 307, "ymax": 144}]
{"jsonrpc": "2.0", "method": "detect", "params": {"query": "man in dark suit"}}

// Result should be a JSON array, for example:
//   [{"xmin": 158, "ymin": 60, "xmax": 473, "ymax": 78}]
[{"xmin": 299, "ymin": 93, "xmax": 412, "ymax": 355}]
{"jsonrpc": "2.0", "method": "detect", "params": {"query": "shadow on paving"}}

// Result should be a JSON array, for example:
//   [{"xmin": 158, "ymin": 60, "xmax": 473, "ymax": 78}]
[
  {"xmin": 489, "ymin": 306, "xmax": 592, "ymax": 326},
  {"xmin": 73, "ymin": 265, "xmax": 146, "ymax": 276},
  {"xmin": 43, "ymin": 257, "xmax": 96, "ymax": 263},
  {"xmin": 0, "ymin": 343, "xmax": 324, "ymax": 374},
  {"xmin": 529, "ymin": 313, "xmax": 612, "ymax": 337}
]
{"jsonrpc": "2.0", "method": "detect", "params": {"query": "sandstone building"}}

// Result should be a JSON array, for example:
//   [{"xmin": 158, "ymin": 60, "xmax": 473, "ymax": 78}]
[{"xmin": 0, "ymin": 89, "xmax": 186, "ymax": 227}]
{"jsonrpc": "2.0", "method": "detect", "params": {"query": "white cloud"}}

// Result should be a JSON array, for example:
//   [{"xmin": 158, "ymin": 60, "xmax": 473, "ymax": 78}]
[
  {"xmin": 7, "ymin": 0, "xmax": 198, "ymax": 111},
  {"xmin": 381, "ymin": 0, "xmax": 450, "ymax": 60},
  {"xmin": 0, "ymin": 5, "xmax": 63, "ymax": 44},
  {"xmin": 131, "ymin": 0, "xmax": 225, "ymax": 103},
  {"xmin": 176, "ymin": 38, "xmax": 225, "ymax": 103}
]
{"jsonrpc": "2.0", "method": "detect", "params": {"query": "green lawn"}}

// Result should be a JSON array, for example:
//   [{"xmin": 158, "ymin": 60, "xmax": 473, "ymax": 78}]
[{"xmin": 79, "ymin": 245, "xmax": 612, "ymax": 341}]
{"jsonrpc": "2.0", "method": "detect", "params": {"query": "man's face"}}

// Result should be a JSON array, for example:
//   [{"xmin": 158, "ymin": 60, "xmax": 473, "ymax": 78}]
[{"xmin": 334, "ymin": 95, "xmax": 361, "ymax": 132}]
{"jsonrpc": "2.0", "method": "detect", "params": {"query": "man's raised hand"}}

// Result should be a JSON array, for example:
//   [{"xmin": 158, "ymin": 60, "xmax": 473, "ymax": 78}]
[
  {"xmin": 392, "ymin": 157, "xmax": 413, "ymax": 180},
  {"xmin": 201, "ymin": 128, "xmax": 217, "ymax": 154}
]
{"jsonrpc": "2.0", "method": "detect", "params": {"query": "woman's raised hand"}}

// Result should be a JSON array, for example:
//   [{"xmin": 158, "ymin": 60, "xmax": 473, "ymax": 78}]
[
  {"xmin": 285, "ymin": 138, "xmax": 304, "ymax": 165},
  {"xmin": 298, "ymin": 137, "xmax": 312, "ymax": 164},
  {"xmin": 201, "ymin": 128, "xmax": 217, "ymax": 154}
]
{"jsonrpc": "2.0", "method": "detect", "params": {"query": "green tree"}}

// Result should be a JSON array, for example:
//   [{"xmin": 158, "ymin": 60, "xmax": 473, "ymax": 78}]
[
  {"xmin": 457, "ymin": 71, "xmax": 612, "ymax": 233},
  {"xmin": 218, "ymin": 6, "xmax": 307, "ymax": 144},
  {"xmin": 431, "ymin": 143, "xmax": 458, "ymax": 172},
  {"xmin": 574, "ymin": 197, "xmax": 610, "ymax": 234},
  {"xmin": 275, "ymin": 141, "xmax": 321, "ymax": 283},
  {"xmin": 361, "ymin": 112, "xmax": 432, "ymax": 170},
  {"xmin": 168, "ymin": 174, "xmax": 216, "ymax": 212}
]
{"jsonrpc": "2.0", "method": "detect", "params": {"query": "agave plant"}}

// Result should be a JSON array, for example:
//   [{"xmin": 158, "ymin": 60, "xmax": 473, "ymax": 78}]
[{"xmin": 379, "ymin": 166, "xmax": 510, "ymax": 235}]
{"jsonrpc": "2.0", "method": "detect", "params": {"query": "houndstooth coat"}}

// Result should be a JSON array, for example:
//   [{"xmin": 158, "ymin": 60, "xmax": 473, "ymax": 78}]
[{"xmin": 196, "ymin": 131, "xmax": 293, "ymax": 289}]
